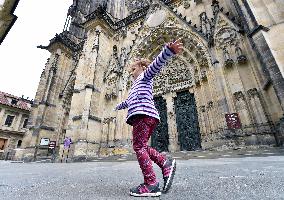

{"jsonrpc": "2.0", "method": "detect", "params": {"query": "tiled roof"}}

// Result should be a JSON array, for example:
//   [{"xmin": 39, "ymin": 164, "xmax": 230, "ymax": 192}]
[{"xmin": 0, "ymin": 91, "xmax": 32, "ymax": 111}]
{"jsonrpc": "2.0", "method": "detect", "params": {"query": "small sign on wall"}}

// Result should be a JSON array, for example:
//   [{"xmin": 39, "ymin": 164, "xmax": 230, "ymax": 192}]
[
  {"xmin": 225, "ymin": 113, "xmax": 242, "ymax": 129},
  {"xmin": 40, "ymin": 138, "xmax": 50, "ymax": 146},
  {"xmin": 48, "ymin": 141, "xmax": 56, "ymax": 149}
]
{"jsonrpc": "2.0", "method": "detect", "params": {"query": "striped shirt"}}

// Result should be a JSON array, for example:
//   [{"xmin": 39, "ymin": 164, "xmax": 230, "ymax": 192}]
[{"xmin": 115, "ymin": 45, "xmax": 175, "ymax": 125}]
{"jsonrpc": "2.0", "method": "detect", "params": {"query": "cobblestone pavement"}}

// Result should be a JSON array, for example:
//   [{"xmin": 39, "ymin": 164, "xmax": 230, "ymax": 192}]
[{"xmin": 1, "ymin": 146, "xmax": 284, "ymax": 200}]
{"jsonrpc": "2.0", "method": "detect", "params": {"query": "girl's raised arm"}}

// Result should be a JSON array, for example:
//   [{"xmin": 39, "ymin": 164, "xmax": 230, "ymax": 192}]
[{"xmin": 143, "ymin": 39, "xmax": 183, "ymax": 81}]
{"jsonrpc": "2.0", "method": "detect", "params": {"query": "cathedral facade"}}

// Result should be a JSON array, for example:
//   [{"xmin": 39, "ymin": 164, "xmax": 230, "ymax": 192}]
[{"xmin": 20, "ymin": 0, "xmax": 284, "ymax": 161}]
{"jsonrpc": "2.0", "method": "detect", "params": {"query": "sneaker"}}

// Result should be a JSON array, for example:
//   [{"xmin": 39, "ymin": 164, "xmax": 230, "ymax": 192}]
[
  {"xmin": 162, "ymin": 158, "xmax": 176, "ymax": 193},
  {"xmin": 129, "ymin": 182, "xmax": 161, "ymax": 197}
]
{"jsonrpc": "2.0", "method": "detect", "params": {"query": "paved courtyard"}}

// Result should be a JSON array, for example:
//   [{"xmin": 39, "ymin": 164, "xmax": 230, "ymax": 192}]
[{"xmin": 1, "ymin": 147, "xmax": 284, "ymax": 200}]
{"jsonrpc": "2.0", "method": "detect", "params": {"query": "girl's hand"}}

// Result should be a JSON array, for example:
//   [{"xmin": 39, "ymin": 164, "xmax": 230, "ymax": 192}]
[{"xmin": 168, "ymin": 38, "xmax": 183, "ymax": 54}]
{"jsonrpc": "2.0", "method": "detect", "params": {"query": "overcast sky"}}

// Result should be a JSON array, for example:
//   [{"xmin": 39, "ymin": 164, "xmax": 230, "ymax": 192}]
[{"xmin": 0, "ymin": 0, "xmax": 73, "ymax": 100}]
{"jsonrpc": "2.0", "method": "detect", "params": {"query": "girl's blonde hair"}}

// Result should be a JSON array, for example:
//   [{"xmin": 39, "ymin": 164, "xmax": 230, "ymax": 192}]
[
  {"xmin": 139, "ymin": 58, "xmax": 151, "ymax": 70},
  {"xmin": 128, "ymin": 58, "xmax": 151, "ymax": 72}
]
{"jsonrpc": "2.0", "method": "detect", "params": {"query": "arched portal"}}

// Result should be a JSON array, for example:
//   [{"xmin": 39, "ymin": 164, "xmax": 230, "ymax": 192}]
[{"xmin": 128, "ymin": 27, "xmax": 211, "ymax": 151}]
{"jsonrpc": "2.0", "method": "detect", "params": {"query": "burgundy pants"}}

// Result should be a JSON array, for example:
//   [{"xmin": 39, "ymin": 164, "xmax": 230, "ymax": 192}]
[{"xmin": 132, "ymin": 115, "xmax": 167, "ymax": 185}]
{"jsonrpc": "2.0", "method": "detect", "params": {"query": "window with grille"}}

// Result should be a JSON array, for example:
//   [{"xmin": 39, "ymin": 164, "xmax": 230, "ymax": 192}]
[
  {"xmin": 23, "ymin": 118, "xmax": 28, "ymax": 128},
  {"xmin": 4, "ymin": 115, "xmax": 15, "ymax": 127}
]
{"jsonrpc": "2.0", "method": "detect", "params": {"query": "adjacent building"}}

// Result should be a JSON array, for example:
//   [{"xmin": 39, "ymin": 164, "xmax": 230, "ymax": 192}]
[
  {"xmin": 0, "ymin": 0, "xmax": 20, "ymax": 45},
  {"xmin": 21, "ymin": 0, "xmax": 284, "ymax": 162},
  {"xmin": 0, "ymin": 91, "xmax": 31, "ymax": 159}
]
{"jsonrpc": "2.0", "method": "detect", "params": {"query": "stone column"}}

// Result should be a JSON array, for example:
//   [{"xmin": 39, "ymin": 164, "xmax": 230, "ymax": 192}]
[
  {"xmin": 165, "ymin": 93, "xmax": 178, "ymax": 152},
  {"xmin": 234, "ymin": 0, "xmax": 284, "ymax": 112},
  {"xmin": 247, "ymin": 88, "xmax": 267, "ymax": 124},
  {"xmin": 233, "ymin": 92, "xmax": 250, "ymax": 124},
  {"xmin": 210, "ymin": 56, "xmax": 231, "ymax": 129}
]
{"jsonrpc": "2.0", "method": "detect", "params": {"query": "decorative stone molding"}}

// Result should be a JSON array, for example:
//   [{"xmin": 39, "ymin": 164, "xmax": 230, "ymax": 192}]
[
  {"xmin": 88, "ymin": 115, "xmax": 102, "ymax": 123},
  {"xmin": 41, "ymin": 32, "xmax": 84, "ymax": 53},
  {"xmin": 85, "ymin": 5, "xmax": 150, "ymax": 31},
  {"xmin": 72, "ymin": 115, "xmax": 82, "ymax": 121},
  {"xmin": 215, "ymin": 28, "xmax": 238, "ymax": 49},
  {"xmin": 40, "ymin": 126, "xmax": 55, "ymax": 132}
]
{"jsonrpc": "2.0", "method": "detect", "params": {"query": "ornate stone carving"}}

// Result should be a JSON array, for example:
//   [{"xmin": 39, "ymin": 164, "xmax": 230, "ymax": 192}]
[
  {"xmin": 200, "ymin": 12, "xmax": 212, "ymax": 41},
  {"xmin": 235, "ymin": 45, "xmax": 247, "ymax": 64},
  {"xmin": 211, "ymin": 0, "xmax": 220, "ymax": 16},
  {"xmin": 223, "ymin": 48, "xmax": 234, "ymax": 68},
  {"xmin": 200, "ymin": 105, "xmax": 206, "ymax": 112},
  {"xmin": 153, "ymin": 57, "xmax": 194, "ymax": 95},
  {"xmin": 247, "ymin": 88, "xmax": 259, "ymax": 99},
  {"xmin": 207, "ymin": 101, "xmax": 214, "ymax": 109},
  {"xmin": 184, "ymin": 0, "xmax": 191, "ymax": 9},
  {"xmin": 103, "ymin": 117, "xmax": 116, "ymax": 124},
  {"xmin": 195, "ymin": 74, "xmax": 200, "ymax": 86},
  {"xmin": 92, "ymin": 29, "xmax": 100, "ymax": 51},
  {"xmin": 119, "ymin": 47, "xmax": 127, "ymax": 69},
  {"xmin": 86, "ymin": 4, "xmax": 150, "ymax": 31},
  {"xmin": 126, "ymin": 0, "xmax": 150, "ymax": 14},
  {"xmin": 215, "ymin": 28, "xmax": 238, "ymax": 50},
  {"xmin": 200, "ymin": 70, "xmax": 207, "ymax": 81},
  {"xmin": 233, "ymin": 91, "xmax": 245, "ymax": 101},
  {"xmin": 103, "ymin": 46, "xmax": 122, "ymax": 100}
]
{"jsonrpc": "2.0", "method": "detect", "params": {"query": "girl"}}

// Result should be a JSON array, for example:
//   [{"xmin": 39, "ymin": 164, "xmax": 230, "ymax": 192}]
[{"xmin": 114, "ymin": 39, "xmax": 183, "ymax": 197}]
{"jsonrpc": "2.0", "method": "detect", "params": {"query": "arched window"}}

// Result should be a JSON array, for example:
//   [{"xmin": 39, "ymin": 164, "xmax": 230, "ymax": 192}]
[{"xmin": 17, "ymin": 140, "xmax": 22, "ymax": 148}]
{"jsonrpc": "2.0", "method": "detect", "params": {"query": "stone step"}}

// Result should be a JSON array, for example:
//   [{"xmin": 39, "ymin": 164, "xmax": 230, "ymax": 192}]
[{"xmin": 35, "ymin": 159, "xmax": 52, "ymax": 163}]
